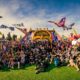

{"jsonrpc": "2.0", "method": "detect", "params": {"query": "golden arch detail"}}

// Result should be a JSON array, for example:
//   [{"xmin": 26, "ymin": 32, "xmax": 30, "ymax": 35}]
[{"xmin": 32, "ymin": 30, "xmax": 52, "ymax": 41}]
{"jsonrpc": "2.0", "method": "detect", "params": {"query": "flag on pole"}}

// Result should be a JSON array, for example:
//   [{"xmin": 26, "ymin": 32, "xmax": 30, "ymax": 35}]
[
  {"xmin": 16, "ymin": 28, "xmax": 27, "ymax": 34},
  {"xmin": 52, "ymin": 32, "xmax": 58, "ymax": 42}
]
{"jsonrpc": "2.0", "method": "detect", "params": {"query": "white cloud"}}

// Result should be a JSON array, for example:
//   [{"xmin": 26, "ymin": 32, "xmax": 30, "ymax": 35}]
[{"xmin": 0, "ymin": 0, "xmax": 80, "ymax": 38}]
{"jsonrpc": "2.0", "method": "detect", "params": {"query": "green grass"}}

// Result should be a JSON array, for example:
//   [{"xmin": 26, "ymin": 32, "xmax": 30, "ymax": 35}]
[{"xmin": 0, "ymin": 64, "xmax": 80, "ymax": 80}]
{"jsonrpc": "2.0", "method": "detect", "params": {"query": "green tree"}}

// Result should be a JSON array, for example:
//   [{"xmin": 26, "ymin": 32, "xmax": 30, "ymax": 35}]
[
  {"xmin": 6, "ymin": 32, "xmax": 12, "ymax": 41},
  {"xmin": 12, "ymin": 34, "xmax": 17, "ymax": 41},
  {"xmin": 2, "ymin": 34, "xmax": 5, "ymax": 40}
]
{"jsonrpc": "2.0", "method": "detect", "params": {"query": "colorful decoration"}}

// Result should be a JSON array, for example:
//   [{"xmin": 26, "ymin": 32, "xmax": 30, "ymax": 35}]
[{"xmin": 48, "ymin": 17, "xmax": 75, "ymax": 30}]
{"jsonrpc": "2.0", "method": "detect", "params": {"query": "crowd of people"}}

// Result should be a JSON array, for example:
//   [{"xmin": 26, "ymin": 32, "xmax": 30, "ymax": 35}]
[{"xmin": 0, "ymin": 36, "xmax": 80, "ymax": 74}]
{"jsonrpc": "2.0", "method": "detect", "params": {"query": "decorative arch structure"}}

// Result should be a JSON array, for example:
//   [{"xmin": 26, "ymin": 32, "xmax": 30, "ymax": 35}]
[{"xmin": 32, "ymin": 30, "xmax": 52, "ymax": 42}]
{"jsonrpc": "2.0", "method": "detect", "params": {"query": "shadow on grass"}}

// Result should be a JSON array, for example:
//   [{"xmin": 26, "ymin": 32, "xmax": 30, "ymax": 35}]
[
  {"xmin": 12, "ymin": 64, "xmax": 33, "ymax": 71},
  {"xmin": 0, "ymin": 67, "xmax": 10, "ymax": 72},
  {"xmin": 45, "ymin": 63, "xmax": 55, "ymax": 72},
  {"xmin": 0, "ymin": 63, "xmax": 56, "ymax": 73},
  {"xmin": 0, "ymin": 64, "xmax": 32, "ymax": 72}
]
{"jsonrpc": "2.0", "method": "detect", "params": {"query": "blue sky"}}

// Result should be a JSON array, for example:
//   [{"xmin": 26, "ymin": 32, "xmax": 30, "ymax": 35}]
[
  {"xmin": 0, "ymin": 0, "xmax": 80, "ymax": 36},
  {"xmin": 0, "ymin": 0, "xmax": 80, "ymax": 18}
]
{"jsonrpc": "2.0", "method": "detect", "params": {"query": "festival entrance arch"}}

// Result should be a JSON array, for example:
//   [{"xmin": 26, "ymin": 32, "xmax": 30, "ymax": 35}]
[{"xmin": 32, "ymin": 30, "xmax": 52, "ymax": 42}]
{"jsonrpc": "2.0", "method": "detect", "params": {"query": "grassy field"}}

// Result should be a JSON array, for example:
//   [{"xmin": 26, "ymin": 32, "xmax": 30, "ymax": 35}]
[{"xmin": 0, "ymin": 64, "xmax": 80, "ymax": 80}]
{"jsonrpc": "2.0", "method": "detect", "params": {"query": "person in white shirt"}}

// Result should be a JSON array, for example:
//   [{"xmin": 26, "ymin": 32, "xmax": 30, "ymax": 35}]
[{"xmin": 72, "ymin": 39, "xmax": 78, "ymax": 46}]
